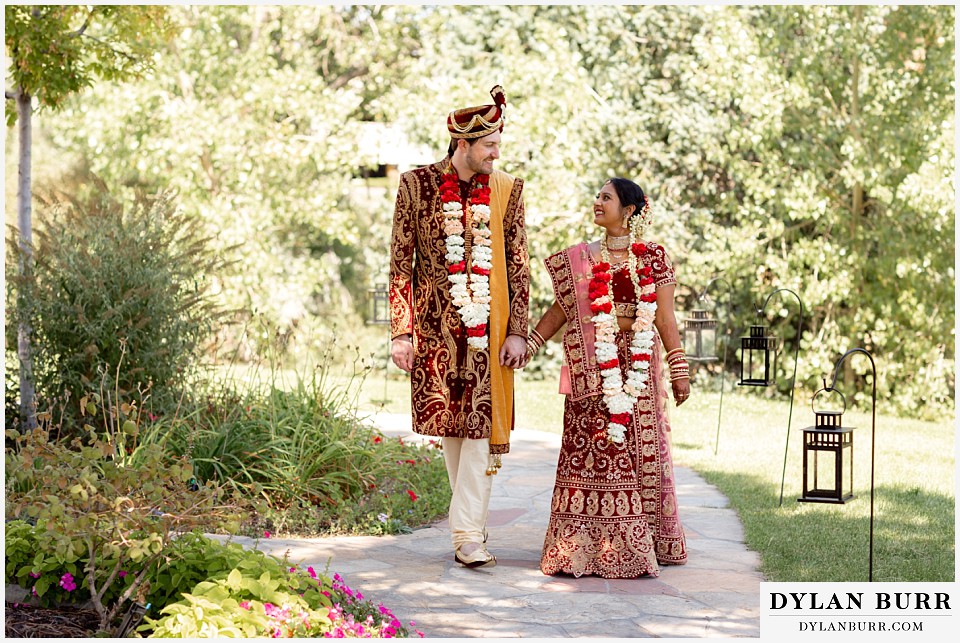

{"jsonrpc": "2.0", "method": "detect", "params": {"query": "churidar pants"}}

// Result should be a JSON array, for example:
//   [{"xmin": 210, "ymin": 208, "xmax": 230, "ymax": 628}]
[{"xmin": 441, "ymin": 437, "xmax": 492, "ymax": 549}]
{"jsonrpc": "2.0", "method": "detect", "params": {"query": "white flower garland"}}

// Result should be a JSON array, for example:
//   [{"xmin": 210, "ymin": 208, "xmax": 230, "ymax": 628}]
[
  {"xmin": 589, "ymin": 236, "xmax": 658, "ymax": 444},
  {"xmin": 441, "ymin": 170, "xmax": 492, "ymax": 349}
]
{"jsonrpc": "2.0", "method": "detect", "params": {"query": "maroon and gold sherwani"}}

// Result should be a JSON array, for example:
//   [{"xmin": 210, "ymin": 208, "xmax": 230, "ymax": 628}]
[{"xmin": 389, "ymin": 158, "xmax": 529, "ymax": 455}]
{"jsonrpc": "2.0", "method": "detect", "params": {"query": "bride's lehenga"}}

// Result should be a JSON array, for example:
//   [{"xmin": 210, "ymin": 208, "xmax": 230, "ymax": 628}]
[{"xmin": 539, "ymin": 242, "xmax": 687, "ymax": 579}]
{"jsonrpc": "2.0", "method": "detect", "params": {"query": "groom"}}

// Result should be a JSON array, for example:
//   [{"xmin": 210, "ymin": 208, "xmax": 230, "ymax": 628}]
[{"xmin": 389, "ymin": 85, "xmax": 529, "ymax": 568}]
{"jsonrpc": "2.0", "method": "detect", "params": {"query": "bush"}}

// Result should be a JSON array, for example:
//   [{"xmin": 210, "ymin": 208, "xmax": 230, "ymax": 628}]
[
  {"xmin": 5, "ymin": 524, "xmax": 422, "ymax": 638},
  {"xmin": 6, "ymin": 177, "xmax": 224, "ymax": 433},
  {"xmin": 4, "ymin": 391, "xmax": 248, "ymax": 634},
  {"xmin": 142, "ymin": 355, "xmax": 451, "ymax": 537}
]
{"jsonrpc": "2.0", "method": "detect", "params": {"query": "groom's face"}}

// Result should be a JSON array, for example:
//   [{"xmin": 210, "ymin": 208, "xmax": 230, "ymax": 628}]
[{"xmin": 463, "ymin": 131, "xmax": 501, "ymax": 175}]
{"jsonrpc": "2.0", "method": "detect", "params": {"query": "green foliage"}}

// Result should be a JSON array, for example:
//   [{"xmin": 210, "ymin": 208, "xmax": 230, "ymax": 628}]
[
  {"xmin": 7, "ymin": 178, "xmax": 224, "ymax": 427},
  {"xmin": 6, "ymin": 524, "xmax": 417, "ymax": 637},
  {"xmin": 4, "ymin": 5, "xmax": 173, "ymax": 123},
  {"xmin": 142, "ymin": 349, "xmax": 451, "ymax": 537},
  {"xmin": 4, "ymin": 397, "xmax": 246, "ymax": 633},
  {"xmin": 141, "ymin": 537, "xmax": 333, "ymax": 638},
  {"xmin": 23, "ymin": 5, "xmax": 955, "ymax": 419}
]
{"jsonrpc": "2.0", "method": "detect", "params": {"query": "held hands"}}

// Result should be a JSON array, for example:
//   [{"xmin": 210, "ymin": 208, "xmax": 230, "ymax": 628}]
[
  {"xmin": 499, "ymin": 334, "xmax": 528, "ymax": 370},
  {"xmin": 394, "ymin": 333, "xmax": 530, "ymax": 371}
]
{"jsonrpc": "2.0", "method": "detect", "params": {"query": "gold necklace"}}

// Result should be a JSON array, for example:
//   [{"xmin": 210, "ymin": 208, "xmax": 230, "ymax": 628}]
[{"xmin": 605, "ymin": 234, "xmax": 631, "ymax": 251}]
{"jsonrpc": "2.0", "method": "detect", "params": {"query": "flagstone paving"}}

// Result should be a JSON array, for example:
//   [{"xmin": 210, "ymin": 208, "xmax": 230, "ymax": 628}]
[{"xmin": 212, "ymin": 413, "xmax": 764, "ymax": 638}]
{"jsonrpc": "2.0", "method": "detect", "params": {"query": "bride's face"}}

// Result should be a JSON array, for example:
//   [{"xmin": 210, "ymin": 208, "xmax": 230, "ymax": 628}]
[{"xmin": 593, "ymin": 182, "xmax": 628, "ymax": 234}]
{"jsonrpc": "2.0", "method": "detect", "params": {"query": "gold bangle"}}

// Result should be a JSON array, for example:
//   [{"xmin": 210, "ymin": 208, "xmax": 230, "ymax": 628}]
[
  {"xmin": 530, "ymin": 328, "xmax": 546, "ymax": 346},
  {"xmin": 665, "ymin": 347, "xmax": 684, "ymax": 359}
]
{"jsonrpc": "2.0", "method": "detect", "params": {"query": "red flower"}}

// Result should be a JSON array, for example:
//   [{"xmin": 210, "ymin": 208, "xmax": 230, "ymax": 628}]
[
  {"xmin": 598, "ymin": 358, "xmax": 619, "ymax": 370},
  {"xmin": 405, "ymin": 459, "xmax": 417, "ymax": 465},
  {"xmin": 590, "ymin": 300, "xmax": 613, "ymax": 314},
  {"xmin": 373, "ymin": 436, "xmax": 382, "ymax": 444},
  {"xmin": 589, "ymin": 286, "xmax": 609, "ymax": 300},
  {"xmin": 466, "ymin": 325, "xmax": 487, "ymax": 337},
  {"xmin": 406, "ymin": 490, "xmax": 418, "ymax": 502},
  {"xmin": 632, "ymin": 353, "xmax": 652, "ymax": 362},
  {"xmin": 448, "ymin": 261, "xmax": 466, "ymax": 274},
  {"xmin": 632, "ymin": 243, "xmax": 647, "ymax": 254},
  {"xmin": 609, "ymin": 412, "xmax": 631, "ymax": 426},
  {"xmin": 592, "ymin": 262, "xmax": 611, "ymax": 274},
  {"xmin": 472, "ymin": 267, "xmax": 490, "ymax": 276},
  {"xmin": 474, "ymin": 173, "xmax": 490, "ymax": 185}
]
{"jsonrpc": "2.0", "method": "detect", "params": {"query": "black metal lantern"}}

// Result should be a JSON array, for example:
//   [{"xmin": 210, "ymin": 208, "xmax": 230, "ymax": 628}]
[
  {"xmin": 683, "ymin": 309, "xmax": 718, "ymax": 363},
  {"xmin": 738, "ymin": 324, "xmax": 779, "ymax": 386},
  {"xmin": 367, "ymin": 283, "xmax": 391, "ymax": 325},
  {"xmin": 799, "ymin": 387, "xmax": 855, "ymax": 504}
]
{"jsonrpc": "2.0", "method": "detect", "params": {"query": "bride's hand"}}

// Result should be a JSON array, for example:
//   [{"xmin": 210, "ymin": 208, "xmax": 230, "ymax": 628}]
[{"xmin": 672, "ymin": 378, "xmax": 690, "ymax": 406}]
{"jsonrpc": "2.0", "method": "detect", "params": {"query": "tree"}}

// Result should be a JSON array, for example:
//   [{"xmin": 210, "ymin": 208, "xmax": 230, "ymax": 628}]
[{"xmin": 4, "ymin": 5, "xmax": 173, "ymax": 429}]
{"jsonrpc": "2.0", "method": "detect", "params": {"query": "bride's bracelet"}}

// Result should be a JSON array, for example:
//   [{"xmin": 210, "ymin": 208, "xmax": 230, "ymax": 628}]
[{"xmin": 526, "ymin": 329, "xmax": 546, "ymax": 356}]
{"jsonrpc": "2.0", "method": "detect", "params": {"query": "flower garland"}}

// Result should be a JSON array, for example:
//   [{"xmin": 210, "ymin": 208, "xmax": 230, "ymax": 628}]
[
  {"xmin": 441, "ymin": 170, "xmax": 492, "ymax": 349},
  {"xmin": 588, "ymin": 237, "xmax": 658, "ymax": 444}
]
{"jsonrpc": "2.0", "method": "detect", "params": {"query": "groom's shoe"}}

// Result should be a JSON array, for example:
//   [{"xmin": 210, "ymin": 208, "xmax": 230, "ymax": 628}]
[{"xmin": 455, "ymin": 543, "xmax": 496, "ymax": 569}]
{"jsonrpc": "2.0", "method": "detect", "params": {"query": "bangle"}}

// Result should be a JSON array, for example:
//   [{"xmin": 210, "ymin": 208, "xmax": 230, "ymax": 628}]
[
  {"xmin": 665, "ymin": 347, "xmax": 684, "ymax": 360},
  {"xmin": 670, "ymin": 373, "xmax": 690, "ymax": 382},
  {"xmin": 526, "ymin": 330, "xmax": 545, "ymax": 356}
]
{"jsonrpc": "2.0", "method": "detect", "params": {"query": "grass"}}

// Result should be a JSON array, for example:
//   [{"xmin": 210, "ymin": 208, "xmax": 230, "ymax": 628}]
[{"xmin": 349, "ymin": 363, "xmax": 955, "ymax": 583}]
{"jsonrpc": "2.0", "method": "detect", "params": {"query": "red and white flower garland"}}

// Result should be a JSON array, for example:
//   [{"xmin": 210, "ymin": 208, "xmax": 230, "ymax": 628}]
[
  {"xmin": 588, "ymin": 238, "xmax": 658, "ymax": 444},
  {"xmin": 441, "ymin": 170, "xmax": 493, "ymax": 350}
]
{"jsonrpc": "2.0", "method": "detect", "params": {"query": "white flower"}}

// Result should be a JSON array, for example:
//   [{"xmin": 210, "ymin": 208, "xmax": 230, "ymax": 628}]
[{"xmin": 607, "ymin": 425, "xmax": 627, "ymax": 444}]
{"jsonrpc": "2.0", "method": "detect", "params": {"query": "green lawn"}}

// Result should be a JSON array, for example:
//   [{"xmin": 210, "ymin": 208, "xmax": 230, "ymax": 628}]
[{"xmin": 351, "ymin": 366, "xmax": 955, "ymax": 583}]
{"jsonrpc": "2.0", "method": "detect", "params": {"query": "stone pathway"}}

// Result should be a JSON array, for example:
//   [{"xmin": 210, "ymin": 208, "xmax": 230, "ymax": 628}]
[{"xmin": 215, "ymin": 414, "xmax": 764, "ymax": 638}]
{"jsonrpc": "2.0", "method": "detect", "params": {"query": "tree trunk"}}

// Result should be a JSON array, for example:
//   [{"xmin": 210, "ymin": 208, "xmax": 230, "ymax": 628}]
[
  {"xmin": 16, "ymin": 89, "xmax": 37, "ymax": 431},
  {"xmin": 849, "ymin": 5, "xmax": 865, "ymax": 238}
]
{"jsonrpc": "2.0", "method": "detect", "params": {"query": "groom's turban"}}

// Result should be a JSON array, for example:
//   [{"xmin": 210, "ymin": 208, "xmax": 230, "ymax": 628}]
[{"xmin": 447, "ymin": 86, "xmax": 507, "ymax": 140}]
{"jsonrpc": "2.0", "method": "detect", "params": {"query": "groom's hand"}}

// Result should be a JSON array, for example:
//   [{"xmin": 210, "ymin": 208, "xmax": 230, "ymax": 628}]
[
  {"xmin": 499, "ymin": 334, "xmax": 527, "ymax": 369},
  {"xmin": 391, "ymin": 334, "xmax": 414, "ymax": 372}
]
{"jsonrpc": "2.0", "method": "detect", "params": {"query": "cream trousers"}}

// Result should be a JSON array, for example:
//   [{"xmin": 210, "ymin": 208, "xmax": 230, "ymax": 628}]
[{"xmin": 441, "ymin": 436, "xmax": 492, "ymax": 549}]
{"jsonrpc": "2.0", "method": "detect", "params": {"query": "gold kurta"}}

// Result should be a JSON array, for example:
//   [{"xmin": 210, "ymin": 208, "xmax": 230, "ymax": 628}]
[{"xmin": 389, "ymin": 159, "xmax": 529, "ymax": 454}]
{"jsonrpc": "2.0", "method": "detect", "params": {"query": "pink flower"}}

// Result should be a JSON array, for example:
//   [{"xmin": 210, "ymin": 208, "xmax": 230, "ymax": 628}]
[
  {"xmin": 28, "ymin": 572, "xmax": 40, "ymax": 579},
  {"xmin": 264, "ymin": 530, "xmax": 271, "ymax": 538},
  {"xmin": 118, "ymin": 570, "xmax": 128, "ymax": 578},
  {"xmin": 59, "ymin": 573, "xmax": 76, "ymax": 592},
  {"xmin": 239, "ymin": 601, "xmax": 251, "ymax": 610},
  {"xmin": 307, "ymin": 566, "xmax": 317, "ymax": 579}
]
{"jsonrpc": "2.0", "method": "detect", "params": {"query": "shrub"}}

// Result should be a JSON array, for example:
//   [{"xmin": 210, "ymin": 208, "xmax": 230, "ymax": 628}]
[
  {"xmin": 5, "ymin": 524, "xmax": 421, "ymax": 638},
  {"xmin": 143, "ymin": 354, "xmax": 451, "ymax": 537},
  {"xmin": 7, "ymin": 177, "xmax": 224, "ymax": 433},
  {"xmin": 4, "ymin": 392, "xmax": 247, "ymax": 634}
]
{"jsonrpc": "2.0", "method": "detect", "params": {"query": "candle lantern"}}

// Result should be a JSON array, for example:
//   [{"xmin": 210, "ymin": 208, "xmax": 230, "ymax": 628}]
[
  {"xmin": 683, "ymin": 308, "xmax": 718, "ymax": 363},
  {"xmin": 799, "ymin": 386, "xmax": 855, "ymax": 504},
  {"xmin": 367, "ymin": 283, "xmax": 391, "ymax": 325},
  {"xmin": 738, "ymin": 324, "xmax": 780, "ymax": 387}
]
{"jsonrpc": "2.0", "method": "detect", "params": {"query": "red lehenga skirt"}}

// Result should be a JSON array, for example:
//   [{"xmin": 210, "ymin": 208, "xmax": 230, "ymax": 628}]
[{"xmin": 539, "ymin": 332, "xmax": 687, "ymax": 578}]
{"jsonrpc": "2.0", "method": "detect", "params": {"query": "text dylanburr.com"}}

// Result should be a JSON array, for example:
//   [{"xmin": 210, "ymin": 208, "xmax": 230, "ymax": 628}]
[{"xmin": 761, "ymin": 582, "xmax": 956, "ymax": 639}]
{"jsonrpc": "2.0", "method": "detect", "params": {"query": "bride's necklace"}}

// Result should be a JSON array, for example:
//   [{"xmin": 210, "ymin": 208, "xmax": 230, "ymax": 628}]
[{"xmin": 605, "ymin": 233, "xmax": 631, "ymax": 251}]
